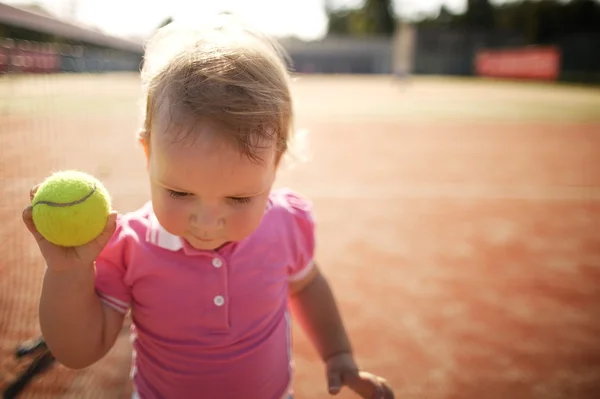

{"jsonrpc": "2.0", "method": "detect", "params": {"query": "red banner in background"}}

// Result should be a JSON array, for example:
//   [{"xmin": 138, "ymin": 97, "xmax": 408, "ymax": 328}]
[
  {"xmin": 475, "ymin": 46, "xmax": 561, "ymax": 81},
  {"xmin": 1, "ymin": 40, "xmax": 60, "ymax": 73}
]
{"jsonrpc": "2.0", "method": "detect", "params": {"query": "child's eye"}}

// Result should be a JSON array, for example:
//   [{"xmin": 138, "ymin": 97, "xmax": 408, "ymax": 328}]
[
  {"xmin": 229, "ymin": 197, "xmax": 252, "ymax": 205},
  {"xmin": 167, "ymin": 189, "xmax": 190, "ymax": 199}
]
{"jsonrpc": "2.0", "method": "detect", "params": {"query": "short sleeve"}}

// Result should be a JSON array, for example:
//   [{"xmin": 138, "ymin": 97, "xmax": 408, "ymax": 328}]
[
  {"xmin": 283, "ymin": 190, "xmax": 316, "ymax": 282},
  {"xmin": 94, "ymin": 215, "xmax": 132, "ymax": 314}
]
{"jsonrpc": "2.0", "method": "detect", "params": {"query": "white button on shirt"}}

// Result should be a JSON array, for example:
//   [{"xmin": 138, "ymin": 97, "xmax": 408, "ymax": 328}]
[
  {"xmin": 213, "ymin": 295, "xmax": 225, "ymax": 307},
  {"xmin": 212, "ymin": 258, "xmax": 223, "ymax": 268}
]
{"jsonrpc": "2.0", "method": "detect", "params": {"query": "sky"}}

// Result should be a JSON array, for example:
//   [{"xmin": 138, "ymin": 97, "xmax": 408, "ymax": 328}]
[{"xmin": 3, "ymin": 0, "xmax": 473, "ymax": 41}]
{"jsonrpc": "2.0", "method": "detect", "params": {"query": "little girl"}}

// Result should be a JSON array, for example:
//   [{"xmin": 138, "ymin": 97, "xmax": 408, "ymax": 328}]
[{"xmin": 23, "ymin": 19, "xmax": 395, "ymax": 399}]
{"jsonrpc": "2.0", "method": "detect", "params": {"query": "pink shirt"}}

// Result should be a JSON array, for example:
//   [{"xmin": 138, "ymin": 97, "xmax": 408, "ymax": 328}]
[{"xmin": 94, "ymin": 188, "xmax": 315, "ymax": 399}]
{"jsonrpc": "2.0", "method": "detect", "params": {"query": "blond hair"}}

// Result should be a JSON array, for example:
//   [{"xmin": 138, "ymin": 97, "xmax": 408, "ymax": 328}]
[{"xmin": 138, "ymin": 17, "xmax": 295, "ymax": 164}]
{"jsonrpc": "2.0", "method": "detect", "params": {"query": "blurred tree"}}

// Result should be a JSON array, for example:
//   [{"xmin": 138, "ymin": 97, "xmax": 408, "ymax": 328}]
[
  {"xmin": 465, "ymin": 0, "xmax": 494, "ymax": 29},
  {"xmin": 326, "ymin": 7, "xmax": 369, "ymax": 36},
  {"xmin": 156, "ymin": 17, "xmax": 174, "ymax": 31},
  {"xmin": 364, "ymin": 0, "xmax": 396, "ymax": 35},
  {"xmin": 413, "ymin": 0, "xmax": 600, "ymax": 45},
  {"xmin": 523, "ymin": 0, "xmax": 540, "ymax": 43},
  {"xmin": 325, "ymin": 0, "xmax": 396, "ymax": 37},
  {"xmin": 437, "ymin": 5, "xmax": 454, "ymax": 26}
]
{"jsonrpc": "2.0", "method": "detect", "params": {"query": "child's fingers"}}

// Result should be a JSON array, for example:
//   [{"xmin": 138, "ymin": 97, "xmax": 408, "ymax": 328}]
[
  {"xmin": 98, "ymin": 211, "xmax": 118, "ymax": 244},
  {"xmin": 22, "ymin": 206, "xmax": 45, "ymax": 245},
  {"xmin": 86, "ymin": 211, "xmax": 118, "ymax": 256},
  {"xmin": 104, "ymin": 211, "xmax": 118, "ymax": 234},
  {"xmin": 366, "ymin": 373, "xmax": 395, "ymax": 399},
  {"xmin": 22, "ymin": 205, "xmax": 66, "ymax": 259},
  {"xmin": 327, "ymin": 369, "xmax": 343, "ymax": 395},
  {"xmin": 378, "ymin": 379, "xmax": 395, "ymax": 399},
  {"xmin": 344, "ymin": 371, "xmax": 376, "ymax": 398},
  {"xmin": 346, "ymin": 371, "xmax": 394, "ymax": 399},
  {"xmin": 29, "ymin": 184, "xmax": 40, "ymax": 201}
]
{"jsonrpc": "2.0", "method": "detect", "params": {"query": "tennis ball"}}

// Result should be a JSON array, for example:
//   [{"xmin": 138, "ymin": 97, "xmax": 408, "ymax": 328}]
[{"xmin": 31, "ymin": 170, "xmax": 112, "ymax": 247}]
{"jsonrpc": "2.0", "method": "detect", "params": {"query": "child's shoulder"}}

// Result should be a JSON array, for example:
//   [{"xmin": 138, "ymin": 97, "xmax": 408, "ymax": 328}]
[
  {"xmin": 264, "ymin": 188, "xmax": 315, "ymax": 237},
  {"xmin": 267, "ymin": 188, "xmax": 313, "ymax": 219},
  {"xmin": 113, "ymin": 201, "xmax": 156, "ymax": 238},
  {"xmin": 263, "ymin": 188, "xmax": 315, "ymax": 262},
  {"xmin": 98, "ymin": 202, "xmax": 156, "ymax": 259}
]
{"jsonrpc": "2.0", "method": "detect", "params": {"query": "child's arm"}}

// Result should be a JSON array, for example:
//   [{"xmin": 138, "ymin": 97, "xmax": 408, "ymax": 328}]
[
  {"xmin": 289, "ymin": 264, "xmax": 394, "ymax": 398},
  {"xmin": 289, "ymin": 265, "xmax": 352, "ymax": 361},
  {"xmin": 39, "ymin": 265, "xmax": 126, "ymax": 369},
  {"xmin": 23, "ymin": 204, "xmax": 125, "ymax": 369},
  {"xmin": 283, "ymin": 190, "xmax": 394, "ymax": 397}
]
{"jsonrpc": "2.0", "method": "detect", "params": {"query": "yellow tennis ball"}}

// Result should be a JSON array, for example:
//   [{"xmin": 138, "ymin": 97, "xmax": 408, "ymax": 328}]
[{"xmin": 31, "ymin": 170, "xmax": 112, "ymax": 247}]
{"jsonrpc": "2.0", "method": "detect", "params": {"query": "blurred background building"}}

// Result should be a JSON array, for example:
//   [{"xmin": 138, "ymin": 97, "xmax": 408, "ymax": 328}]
[
  {"xmin": 1, "ymin": 0, "xmax": 599, "ymax": 82},
  {"xmin": 0, "ymin": 2, "xmax": 142, "ymax": 73}
]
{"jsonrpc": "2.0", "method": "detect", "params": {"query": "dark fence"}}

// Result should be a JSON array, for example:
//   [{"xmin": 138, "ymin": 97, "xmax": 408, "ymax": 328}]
[
  {"xmin": 413, "ymin": 27, "xmax": 600, "ymax": 84},
  {"xmin": 412, "ymin": 27, "xmax": 526, "ymax": 76},
  {"xmin": 555, "ymin": 33, "xmax": 600, "ymax": 84}
]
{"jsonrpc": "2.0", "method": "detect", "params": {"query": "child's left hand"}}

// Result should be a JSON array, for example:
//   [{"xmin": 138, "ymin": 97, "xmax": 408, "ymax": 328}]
[{"xmin": 326, "ymin": 353, "xmax": 395, "ymax": 398}]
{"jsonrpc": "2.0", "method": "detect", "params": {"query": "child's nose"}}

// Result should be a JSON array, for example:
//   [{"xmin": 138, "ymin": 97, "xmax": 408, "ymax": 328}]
[{"xmin": 189, "ymin": 207, "xmax": 224, "ymax": 230}]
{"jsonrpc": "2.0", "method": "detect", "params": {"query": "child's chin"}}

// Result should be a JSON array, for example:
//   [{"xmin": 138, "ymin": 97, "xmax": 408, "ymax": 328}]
[{"xmin": 187, "ymin": 237, "xmax": 227, "ymax": 251}]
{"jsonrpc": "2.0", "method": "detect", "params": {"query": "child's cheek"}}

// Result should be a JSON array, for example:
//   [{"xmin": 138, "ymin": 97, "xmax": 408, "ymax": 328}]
[
  {"xmin": 229, "ymin": 201, "xmax": 268, "ymax": 241},
  {"xmin": 168, "ymin": 197, "xmax": 194, "ymax": 226},
  {"xmin": 153, "ymin": 192, "xmax": 190, "ymax": 234}
]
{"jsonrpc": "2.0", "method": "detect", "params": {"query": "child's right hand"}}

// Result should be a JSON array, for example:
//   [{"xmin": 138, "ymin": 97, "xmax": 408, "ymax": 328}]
[{"xmin": 22, "ymin": 184, "xmax": 118, "ymax": 271}]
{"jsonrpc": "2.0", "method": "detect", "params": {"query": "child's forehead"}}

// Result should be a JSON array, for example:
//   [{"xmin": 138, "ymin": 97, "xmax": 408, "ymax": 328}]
[
  {"xmin": 150, "ymin": 124, "xmax": 275, "ymax": 187},
  {"xmin": 151, "ymin": 115, "xmax": 224, "ymax": 151},
  {"xmin": 150, "ymin": 140, "xmax": 275, "ymax": 195},
  {"xmin": 150, "ymin": 111, "xmax": 276, "ymax": 163}
]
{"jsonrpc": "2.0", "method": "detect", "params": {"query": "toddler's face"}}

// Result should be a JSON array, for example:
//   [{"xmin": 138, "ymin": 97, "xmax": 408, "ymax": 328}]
[{"xmin": 142, "ymin": 120, "xmax": 277, "ymax": 251}]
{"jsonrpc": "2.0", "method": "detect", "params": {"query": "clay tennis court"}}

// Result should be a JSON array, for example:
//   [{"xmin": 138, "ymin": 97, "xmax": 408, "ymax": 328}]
[{"xmin": 1, "ymin": 73, "xmax": 600, "ymax": 399}]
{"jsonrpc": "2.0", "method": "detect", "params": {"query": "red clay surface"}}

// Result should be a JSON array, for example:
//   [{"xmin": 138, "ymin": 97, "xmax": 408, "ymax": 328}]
[{"xmin": 1, "ymin": 74, "xmax": 600, "ymax": 399}]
